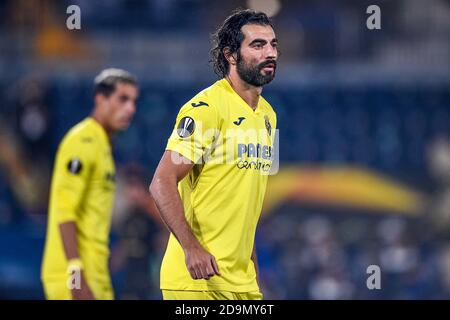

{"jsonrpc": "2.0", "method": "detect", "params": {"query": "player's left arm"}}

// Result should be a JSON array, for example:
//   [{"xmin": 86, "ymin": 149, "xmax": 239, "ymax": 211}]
[{"xmin": 52, "ymin": 135, "xmax": 96, "ymax": 299}]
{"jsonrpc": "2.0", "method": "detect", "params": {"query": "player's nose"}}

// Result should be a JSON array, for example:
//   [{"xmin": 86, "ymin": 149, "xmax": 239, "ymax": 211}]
[
  {"xmin": 125, "ymin": 103, "xmax": 136, "ymax": 117},
  {"xmin": 265, "ymin": 44, "xmax": 277, "ymax": 60}
]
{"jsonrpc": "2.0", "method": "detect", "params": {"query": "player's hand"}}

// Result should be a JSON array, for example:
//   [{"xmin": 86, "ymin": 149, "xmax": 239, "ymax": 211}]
[
  {"xmin": 71, "ymin": 272, "xmax": 95, "ymax": 300},
  {"xmin": 184, "ymin": 244, "xmax": 220, "ymax": 280}
]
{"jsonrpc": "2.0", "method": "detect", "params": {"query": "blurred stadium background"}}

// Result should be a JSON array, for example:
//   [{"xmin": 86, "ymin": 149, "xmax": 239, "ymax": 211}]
[{"xmin": 0, "ymin": 0, "xmax": 449, "ymax": 299}]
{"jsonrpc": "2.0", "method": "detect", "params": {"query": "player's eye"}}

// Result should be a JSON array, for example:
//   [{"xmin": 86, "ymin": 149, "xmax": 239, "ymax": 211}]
[
  {"xmin": 251, "ymin": 42, "xmax": 265, "ymax": 49},
  {"xmin": 119, "ymin": 95, "xmax": 130, "ymax": 103}
]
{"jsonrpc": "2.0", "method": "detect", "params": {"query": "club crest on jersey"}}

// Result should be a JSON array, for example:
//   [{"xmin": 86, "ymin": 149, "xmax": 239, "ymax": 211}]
[
  {"xmin": 67, "ymin": 158, "xmax": 82, "ymax": 174},
  {"xmin": 264, "ymin": 115, "xmax": 272, "ymax": 136},
  {"xmin": 177, "ymin": 116, "xmax": 195, "ymax": 138}
]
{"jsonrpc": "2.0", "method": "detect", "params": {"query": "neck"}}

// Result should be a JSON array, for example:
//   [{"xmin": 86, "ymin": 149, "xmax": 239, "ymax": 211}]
[
  {"xmin": 91, "ymin": 108, "xmax": 113, "ymax": 140},
  {"xmin": 225, "ymin": 70, "xmax": 262, "ymax": 110}
]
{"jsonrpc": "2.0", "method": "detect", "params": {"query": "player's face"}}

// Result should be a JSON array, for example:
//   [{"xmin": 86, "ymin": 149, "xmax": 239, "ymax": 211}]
[
  {"xmin": 236, "ymin": 24, "xmax": 278, "ymax": 87},
  {"xmin": 105, "ymin": 83, "xmax": 138, "ymax": 132}
]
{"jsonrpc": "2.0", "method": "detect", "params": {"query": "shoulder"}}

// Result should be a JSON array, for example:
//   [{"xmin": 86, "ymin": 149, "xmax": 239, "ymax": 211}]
[
  {"xmin": 175, "ymin": 83, "xmax": 223, "ymax": 125},
  {"xmin": 181, "ymin": 79, "xmax": 230, "ymax": 111},
  {"xmin": 52, "ymin": 119, "xmax": 100, "ymax": 176},
  {"xmin": 59, "ymin": 119, "xmax": 98, "ymax": 153}
]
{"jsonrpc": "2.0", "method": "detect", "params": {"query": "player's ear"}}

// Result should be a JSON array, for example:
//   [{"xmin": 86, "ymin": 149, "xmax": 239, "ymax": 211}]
[
  {"xmin": 94, "ymin": 93, "xmax": 101, "ymax": 106},
  {"xmin": 223, "ymin": 47, "xmax": 237, "ymax": 66},
  {"xmin": 95, "ymin": 92, "xmax": 107, "ymax": 107}
]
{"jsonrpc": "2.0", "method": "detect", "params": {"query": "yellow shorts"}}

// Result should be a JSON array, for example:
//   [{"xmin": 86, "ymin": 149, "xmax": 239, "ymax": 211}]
[
  {"xmin": 162, "ymin": 290, "xmax": 263, "ymax": 300},
  {"xmin": 43, "ymin": 280, "xmax": 114, "ymax": 300}
]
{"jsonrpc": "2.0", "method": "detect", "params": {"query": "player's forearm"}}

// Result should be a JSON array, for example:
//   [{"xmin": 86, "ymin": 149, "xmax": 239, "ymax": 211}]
[
  {"xmin": 149, "ymin": 175, "xmax": 200, "ymax": 250},
  {"xmin": 59, "ymin": 221, "xmax": 81, "ymax": 260},
  {"xmin": 59, "ymin": 220, "xmax": 94, "ymax": 299},
  {"xmin": 143, "ymin": 193, "xmax": 166, "ymax": 227}
]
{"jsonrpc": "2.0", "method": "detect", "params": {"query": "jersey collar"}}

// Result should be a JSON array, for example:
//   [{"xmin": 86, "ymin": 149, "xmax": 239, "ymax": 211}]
[
  {"xmin": 219, "ymin": 79, "xmax": 264, "ymax": 117},
  {"xmin": 87, "ymin": 117, "xmax": 111, "ymax": 148}
]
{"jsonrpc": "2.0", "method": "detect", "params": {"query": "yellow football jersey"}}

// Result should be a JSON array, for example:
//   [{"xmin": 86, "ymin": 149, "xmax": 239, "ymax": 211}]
[
  {"xmin": 161, "ymin": 79, "xmax": 277, "ymax": 293},
  {"xmin": 41, "ymin": 117, "xmax": 116, "ymax": 288}
]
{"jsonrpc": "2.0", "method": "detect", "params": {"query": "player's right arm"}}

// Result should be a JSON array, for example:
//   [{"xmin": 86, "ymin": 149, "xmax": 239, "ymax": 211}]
[
  {"xmin": 149, "ymin": 98, "xmax": 221, "ymax": 280},
  {"xmin": 59, "ymin": 221, "xmax": 94, "ymax": 300},
  {"xmin": 150, "ymin": 151, "xmax": 220, "ymax": 280},
  {"xmin": 51, "ymin": 133, "xmax": 96, "ymax": 299}
]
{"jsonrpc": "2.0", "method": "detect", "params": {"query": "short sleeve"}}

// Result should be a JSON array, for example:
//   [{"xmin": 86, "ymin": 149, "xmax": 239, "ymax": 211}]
[{"xmin": 166, "ymin": 99, "xmax": 219, "ymax": 164}]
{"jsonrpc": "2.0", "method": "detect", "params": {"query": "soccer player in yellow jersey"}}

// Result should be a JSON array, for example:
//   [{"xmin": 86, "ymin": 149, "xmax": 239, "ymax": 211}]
[
  {"xmin": 41, "ymin": 69, "xmax": 139, "ymax": 300},
  {"xmin": 150, "ymin": 9, "xmax": 278, "ymax": 300}
]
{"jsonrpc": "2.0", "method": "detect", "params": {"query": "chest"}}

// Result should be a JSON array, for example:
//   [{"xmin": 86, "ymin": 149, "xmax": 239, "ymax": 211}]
[
  {"xmin": 220, "ymin": 105, "xmax": 274, "ymax": 155},
  {"xmin": 91, "ymin": 147, "xmax": 116, "ymax": 192}
]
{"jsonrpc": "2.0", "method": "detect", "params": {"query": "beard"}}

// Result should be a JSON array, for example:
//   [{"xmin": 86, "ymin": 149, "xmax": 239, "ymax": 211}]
[{"xmin": 236, "ymin": 53, "xmax": 276, "ymax": 87}]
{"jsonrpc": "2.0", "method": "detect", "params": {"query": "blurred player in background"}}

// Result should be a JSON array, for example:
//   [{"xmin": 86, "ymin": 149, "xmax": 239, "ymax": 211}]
[
  {"xmin": 41, "ymin": 69, "xmax": 139, "ymax": 300},
  {"xmin": 150, "ymin": 9, "xmax": 278, "ymax": 300}
]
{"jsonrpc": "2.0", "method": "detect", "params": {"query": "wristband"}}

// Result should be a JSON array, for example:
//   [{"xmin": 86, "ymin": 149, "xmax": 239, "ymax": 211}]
[{"xmin": 67, "ymin": 258, "xmax": 84, "ymax": 272}]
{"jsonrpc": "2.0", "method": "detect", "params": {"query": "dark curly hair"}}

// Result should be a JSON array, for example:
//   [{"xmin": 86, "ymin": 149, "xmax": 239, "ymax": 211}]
[{"xmin": 210, "ymin": 9, "xmax": 273, "ymax": 78}]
